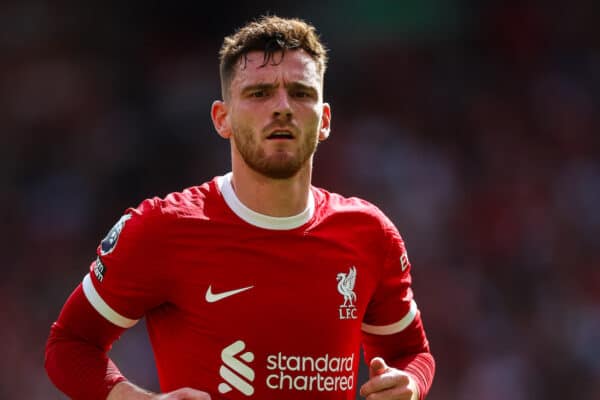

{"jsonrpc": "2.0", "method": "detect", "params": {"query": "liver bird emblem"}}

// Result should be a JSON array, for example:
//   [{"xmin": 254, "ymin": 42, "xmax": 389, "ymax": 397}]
[{"xmin": 337, "ymin": 266, "xmax": 357, "ymax": 307}]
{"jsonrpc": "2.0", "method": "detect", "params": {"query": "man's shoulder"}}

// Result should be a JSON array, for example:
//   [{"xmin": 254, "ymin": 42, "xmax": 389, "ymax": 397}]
[
  {"xmin": 312, "ymin": 186, "xmax": 390, "ymax": 224},
  {"xmin": 159, "ymin": 180, "xmax": 217, "ymax": 214},
  {"xmin": 130, "ymin": 176, "xmax": 222, "ymax": 223}
]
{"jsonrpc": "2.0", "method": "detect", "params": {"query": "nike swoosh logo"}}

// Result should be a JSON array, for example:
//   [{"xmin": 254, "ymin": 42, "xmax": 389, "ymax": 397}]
[{"xmin": 205, "ymin": 285, "xmax": 254, "ymax": 303}]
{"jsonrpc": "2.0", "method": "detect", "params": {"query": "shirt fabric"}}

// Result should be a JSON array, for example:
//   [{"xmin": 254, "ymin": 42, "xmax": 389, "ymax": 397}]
[{"xmin": 82, "ymin": 173, "xmax": 427, "ymax": 399}]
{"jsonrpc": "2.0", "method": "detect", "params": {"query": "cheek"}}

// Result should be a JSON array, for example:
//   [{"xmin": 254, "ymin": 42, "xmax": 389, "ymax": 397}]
[
  {"xmin": 304, "ymin": 106, "xmax": 323, "ymax": 131},
  {"xmin": 231, "ymin": 105, "xmax": 259, "ymax": 131}
]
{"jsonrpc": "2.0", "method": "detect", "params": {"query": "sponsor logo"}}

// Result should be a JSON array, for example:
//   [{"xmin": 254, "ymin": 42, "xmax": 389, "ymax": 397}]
[
  {"xmin": 336, "ymin": 266, "xmax": 357, "ymax": 320},
  {"xmin": 266, "ymin": 352, "xmax": 355, "ymax": 392},
  {"xmin": 205, "ymin": 285, "xmax": 254, "ymax": 303},
  {"xmin": 93, "ymin": 257, "xmax": 106, "ymax": 282},
  {"xmin": 218, "ymin": 340, "xmax": 356, "ymax": 396},
  {"xmin": 100, "ymin": 214, "xmax": 132, "ymax": 256},
  {"xmin": 219, "ymin": 340, "xmax": 255, "ymax": 396}
]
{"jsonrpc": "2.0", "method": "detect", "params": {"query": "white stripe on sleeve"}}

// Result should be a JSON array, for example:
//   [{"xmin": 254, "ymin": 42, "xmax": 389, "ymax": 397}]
[
  {"xmin": 361, "ymin": 299, "xmax": 418, "ymax": 335},
  {"xmin": 82, "ymin": 273, "xmax": 139, "ymax": 328}
]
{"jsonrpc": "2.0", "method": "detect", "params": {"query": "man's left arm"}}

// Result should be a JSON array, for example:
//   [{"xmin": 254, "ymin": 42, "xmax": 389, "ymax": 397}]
[
  {"xmin": 359, "ymin": 221, "xmax": 435, "ymax": 399},
  {"xmin": 360, "ymin": 311, "xmax": 435, "ymax": 399}
]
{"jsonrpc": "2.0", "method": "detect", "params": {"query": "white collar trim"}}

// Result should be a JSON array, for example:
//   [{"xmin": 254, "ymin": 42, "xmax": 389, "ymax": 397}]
[{"xmin": 217, "ymin": 172, "xmax": 315, "ymax": 230}]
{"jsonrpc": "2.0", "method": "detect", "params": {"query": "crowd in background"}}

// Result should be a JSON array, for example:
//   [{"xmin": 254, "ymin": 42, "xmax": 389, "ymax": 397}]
[{"xmin": 2, "ymin": 1, "xmax": 599, "ymax": 399}]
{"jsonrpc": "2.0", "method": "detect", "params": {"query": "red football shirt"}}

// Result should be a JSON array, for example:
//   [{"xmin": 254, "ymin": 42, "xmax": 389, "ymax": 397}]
[{"xmin": 83, "ymin": 173, "xmax": 427, "ymax": 399}]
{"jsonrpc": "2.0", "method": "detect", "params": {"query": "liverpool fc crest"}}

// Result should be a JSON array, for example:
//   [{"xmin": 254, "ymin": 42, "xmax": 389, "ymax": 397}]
[{"xmin": 337, "ymin": 266, "xmax": 357, "ymax": 320}]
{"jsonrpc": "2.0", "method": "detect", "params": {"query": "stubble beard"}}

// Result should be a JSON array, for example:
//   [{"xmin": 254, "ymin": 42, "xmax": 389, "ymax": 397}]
[{"xmin": 232, "ymin": 126, "xmax": 319, "ymax": 180}]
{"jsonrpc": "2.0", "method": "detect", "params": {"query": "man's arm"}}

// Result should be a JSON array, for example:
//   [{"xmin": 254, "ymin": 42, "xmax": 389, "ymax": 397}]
[
  {"xmin": 45, "ymin": 284, "xmax": 128, "ymax": 399},
  {"xmin": 358, "ymin": 217, "xmax": 435, "ymax": 399},
  {"xmin": 45, "ymin": 285, "xmax": 210, "ymax": 400},
  {"xmin": 360, "ymin": 313, "xmax": 435, "ymax": 400}
]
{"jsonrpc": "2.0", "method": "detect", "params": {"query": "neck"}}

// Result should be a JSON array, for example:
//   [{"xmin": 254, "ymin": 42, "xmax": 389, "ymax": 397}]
[{"xmin": 230, "ymin": 159, "xmax": 313, "ymax": 218}]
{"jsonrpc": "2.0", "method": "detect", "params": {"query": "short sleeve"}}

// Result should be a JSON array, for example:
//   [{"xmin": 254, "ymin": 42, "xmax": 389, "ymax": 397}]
[{"xmin": 82, "ymin": 198, "xmax": 169, "ymax": 328}]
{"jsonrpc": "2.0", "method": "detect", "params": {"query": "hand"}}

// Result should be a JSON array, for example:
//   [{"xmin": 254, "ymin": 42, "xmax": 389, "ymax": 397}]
[
  {"xmin": 359, "ymin": 357, "xmax": 419, "ymax": 400},
  {"xmin": 151, "ymin": 388, "xmax": 211, "ymax": 399},
  {"xmin": 107, "ymin": 381, "xmax": 211, "ymax": 399}
]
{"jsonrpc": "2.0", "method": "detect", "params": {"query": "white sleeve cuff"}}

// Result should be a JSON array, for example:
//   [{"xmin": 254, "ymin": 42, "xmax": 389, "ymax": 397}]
[
  {"xmin": 82, "ymin": 273, "xmax": 139, "ymax": 328},
  {"xmin": 362, "ymin": 299, "xmax": 418, "ymax": 335}
]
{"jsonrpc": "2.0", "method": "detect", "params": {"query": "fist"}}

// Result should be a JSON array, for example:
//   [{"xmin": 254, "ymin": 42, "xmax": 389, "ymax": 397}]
[
  {"xmin": 359, "ymin": 357, "xmax": 418, "ymax": 400},
  {"xmin": 152, "ymin": 388, "xmax": 211, "ymax": 399}
]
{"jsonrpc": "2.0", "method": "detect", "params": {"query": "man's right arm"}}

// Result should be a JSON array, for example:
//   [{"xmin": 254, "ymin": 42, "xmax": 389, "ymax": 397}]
[
  {"xmin": 45, "ymin": 284, "xmax": 210, "ymax": 399},
  {"xmin": 45, "ymin": 284, "xmax": 128, "ymax": 399}
]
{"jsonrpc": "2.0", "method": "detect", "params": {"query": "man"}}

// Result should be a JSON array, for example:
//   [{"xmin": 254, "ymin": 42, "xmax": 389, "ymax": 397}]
[{"xmin": 45, "ymin": 15, "xmax": 435, "ymax": 400}]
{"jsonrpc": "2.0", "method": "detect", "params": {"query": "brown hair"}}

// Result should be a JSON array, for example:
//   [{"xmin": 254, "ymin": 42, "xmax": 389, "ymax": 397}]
[{"xmin": 219, "ymin": 15, "xmax": 328, "ymax": 99}]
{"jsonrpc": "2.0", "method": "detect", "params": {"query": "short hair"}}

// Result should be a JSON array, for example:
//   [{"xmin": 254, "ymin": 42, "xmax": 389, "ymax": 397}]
[{"xmin": 218, "ymin": 15, "xmax": 328, "ymax": 99}]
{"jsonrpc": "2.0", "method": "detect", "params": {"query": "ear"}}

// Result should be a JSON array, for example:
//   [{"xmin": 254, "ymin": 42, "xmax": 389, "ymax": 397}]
[
  {"xmin": 211, "ymin": 100, "xmax": 231, "ymax": 139},
  {"xmin": 319, "ymin": 102, "xmax": 331, "ymax": 142}
]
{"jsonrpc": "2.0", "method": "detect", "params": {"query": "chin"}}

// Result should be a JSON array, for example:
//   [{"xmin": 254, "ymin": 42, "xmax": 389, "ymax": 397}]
[
  {"xmin": 251, "ymin": 158, "xmax": 305, "ymax": 180},
  {"xmin": 258, "ymin": 166, "xmax": 301, "ymax": 180}
]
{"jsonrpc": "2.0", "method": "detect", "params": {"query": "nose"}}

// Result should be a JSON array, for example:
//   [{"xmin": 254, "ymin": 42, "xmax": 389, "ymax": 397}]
[{"xmin": 272, "ymin": 89, "xmax": 292, "ymax": 119}]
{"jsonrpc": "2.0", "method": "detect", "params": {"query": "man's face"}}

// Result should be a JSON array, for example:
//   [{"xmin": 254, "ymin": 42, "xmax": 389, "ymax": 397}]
[{"xmin": 219, "ymin": 49, "xmax": 330, "ymax": 180}]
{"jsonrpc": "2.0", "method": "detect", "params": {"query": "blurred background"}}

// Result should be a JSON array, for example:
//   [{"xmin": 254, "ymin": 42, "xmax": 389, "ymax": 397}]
[{"xmin": 2, "ymin": 0, "xmax": 600, "ymax": 398}]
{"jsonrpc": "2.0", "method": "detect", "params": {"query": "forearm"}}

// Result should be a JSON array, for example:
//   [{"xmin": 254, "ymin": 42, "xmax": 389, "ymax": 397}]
[
  {"xmin": 389, "ymin": 352, "xmax": 435, "ymax": 400},
  {"xmin": 45, "ymin": 284, "xmax": 128, "ymax": 399},
  {"xmin": 362, "ymin": 314, "xmax": 435, "ymax": 399},
  {"xmin": 45, "ymin": 321, "xmax": 126, "ymax": 399},
  {"xmin": 46, "ymin": 318, "xmax": 209, "ymax": 400}
]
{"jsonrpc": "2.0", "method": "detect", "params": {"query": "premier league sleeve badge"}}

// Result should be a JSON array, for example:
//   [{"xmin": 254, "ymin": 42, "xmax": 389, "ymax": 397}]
[{"xmin": 100, "ymin": 213, "xmax": 132, "ymax": 256}]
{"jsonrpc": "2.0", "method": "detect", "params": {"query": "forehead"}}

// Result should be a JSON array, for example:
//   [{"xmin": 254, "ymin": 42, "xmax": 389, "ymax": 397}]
[{"xmin": 231, "ymin": 49, "xmax": 322, "ymax": 88}]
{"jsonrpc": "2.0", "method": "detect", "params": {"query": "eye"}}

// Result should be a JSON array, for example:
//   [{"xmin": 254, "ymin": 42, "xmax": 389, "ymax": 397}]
[
  {"xmin": 292, "ymin": 90, "xmax": 313, "ymax": 99},
  {"xmin": 251, "ymin": 90, "xmax": 267, "ymax": 98}
]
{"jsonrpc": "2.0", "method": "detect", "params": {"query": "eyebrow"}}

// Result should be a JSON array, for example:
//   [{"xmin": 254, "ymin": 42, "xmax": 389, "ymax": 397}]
[
  {"xmin": 240, "ymin": 81, "xmax": 319, "ymax": 96},
  {"xmin": 240, "ymin": 83, "xmax": 276, "ymax": 95},
  {"xmin": 287, "ymin": 82, "xmax": 319, "ymax": 95}
]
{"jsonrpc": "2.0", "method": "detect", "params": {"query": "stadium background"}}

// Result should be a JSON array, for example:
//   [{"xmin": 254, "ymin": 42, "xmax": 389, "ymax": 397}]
[{"xmin": 2, "ymin": 0, "xmax": 599, "ymax": 398}]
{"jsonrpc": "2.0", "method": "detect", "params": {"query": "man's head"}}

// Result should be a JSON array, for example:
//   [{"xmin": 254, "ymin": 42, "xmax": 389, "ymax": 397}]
[
  {"xmin": 211, "ymin": 16, "xmax": 331, "ymax": 181},
  {"xmin": 218, "ymin": 15, "xmax": 328, "ymax": 101}
]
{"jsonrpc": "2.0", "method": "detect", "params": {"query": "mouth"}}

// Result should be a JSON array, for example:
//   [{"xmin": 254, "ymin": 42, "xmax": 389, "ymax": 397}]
[{"xmin": 266, "ymin": 130, "xmax": 295, "ymax": 140}]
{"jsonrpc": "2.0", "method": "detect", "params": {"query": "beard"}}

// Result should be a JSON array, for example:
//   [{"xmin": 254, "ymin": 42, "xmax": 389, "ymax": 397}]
[{"xmin": 232, "ymin": 125, "xmax": 319, "ymax": 180}]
